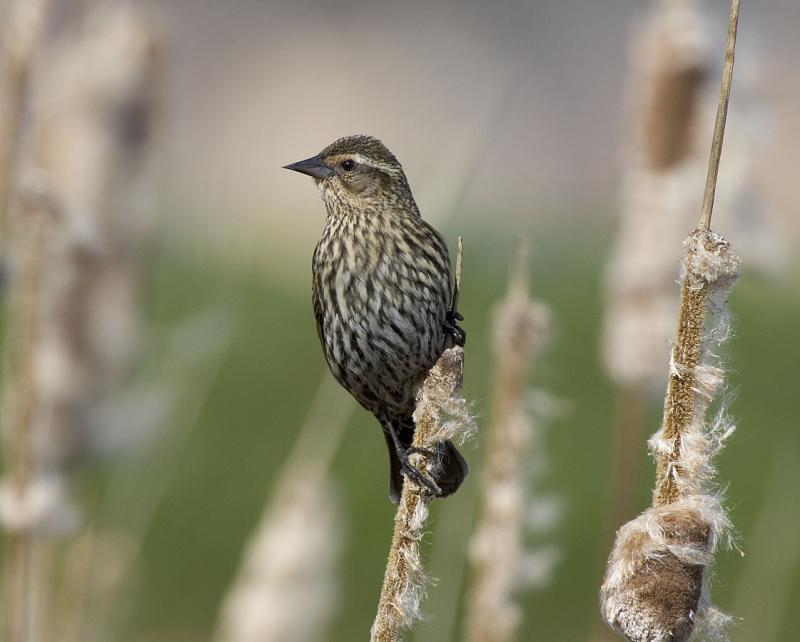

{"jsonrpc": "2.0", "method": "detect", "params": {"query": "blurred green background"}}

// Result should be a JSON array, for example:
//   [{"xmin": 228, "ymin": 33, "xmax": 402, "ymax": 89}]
[{"xmin": 97, "ymin": 217, "xmax": 797, "ymax": 642}]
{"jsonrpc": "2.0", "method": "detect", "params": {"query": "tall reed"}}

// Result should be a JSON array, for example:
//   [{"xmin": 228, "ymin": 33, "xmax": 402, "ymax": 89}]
[
  {"xmin": 600, "ymin": 2, "xmax": 741, "ymax": 640},
  {"xmin": 370, "ymin": 345, "xmax": 474, "ymax": 642},
  {"xmin": 0, "ymin": 2, "xmax": 51, "ymax": 639},
  {"xmin": 464, "ymin": 242, "xmax": 559, "ymax": 642}
]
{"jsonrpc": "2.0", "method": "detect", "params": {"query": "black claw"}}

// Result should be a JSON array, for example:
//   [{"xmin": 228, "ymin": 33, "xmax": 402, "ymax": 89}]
[
  {"xmin": 398, "ymin": 447, "xmax": 442, "ymax": 496},
  {"xmin": 444, "ymin": 310, "xmax": 466, "ymax": 347}
]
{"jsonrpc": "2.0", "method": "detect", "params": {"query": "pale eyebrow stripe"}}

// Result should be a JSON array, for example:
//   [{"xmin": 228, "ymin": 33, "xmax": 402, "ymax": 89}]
[{"xmin": 349, "ymin": 153, "xmax": 400, "ymax": 175}]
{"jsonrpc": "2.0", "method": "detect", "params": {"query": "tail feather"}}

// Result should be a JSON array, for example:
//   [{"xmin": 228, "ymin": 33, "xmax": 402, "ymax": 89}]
[
  {"xmin": 385, "ymin": 432, "xmax": 405, "ymax": 503},
  {"xmin": 437, "ymin": 439, "xmax": 469, "ymax": 497}
]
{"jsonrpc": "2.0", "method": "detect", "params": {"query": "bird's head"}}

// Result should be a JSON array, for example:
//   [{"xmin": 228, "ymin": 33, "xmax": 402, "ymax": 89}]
[{"xmin": 283, "ymin": 135, "xmax": 417, "ymax": 215}]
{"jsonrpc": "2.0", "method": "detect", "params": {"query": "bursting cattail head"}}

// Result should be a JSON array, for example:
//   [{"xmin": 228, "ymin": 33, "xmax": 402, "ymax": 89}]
[
  {"xmin": 372, "ymin": 346, "xmax": 474, "ymax": 642},
  {"xmin": 600, "ymin": 499, "xmax": 728, "ymax": 642},
  {"xmin": 601, "ymin": 230, "xmax": 740, "ymax": 642}
]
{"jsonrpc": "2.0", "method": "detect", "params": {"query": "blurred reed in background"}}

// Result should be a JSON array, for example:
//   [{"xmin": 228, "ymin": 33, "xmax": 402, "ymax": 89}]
[
  {"xmin": 0, "ymin": 2, "xmax": 161, "ymax": 639},
  {"xmin": 464, "ymin": 243, "xmax": 560, "ymax": 642},
  {"xmin": 0, "ymin": 0, "xmax": 796, "ymax": 641}
]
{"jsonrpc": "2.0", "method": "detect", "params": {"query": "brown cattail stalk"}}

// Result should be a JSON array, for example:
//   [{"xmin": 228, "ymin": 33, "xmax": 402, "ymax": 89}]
[
  {"xmin": 600, "ymin": 2, "xmax": 741, "ymax": 640},
  {"xmin": 0, "ymin": 0, "xmax": 49, "ymax": 248},
  {"xmin": 370, "ymin": 346, "xmax": 473, "ymax": 642},
  {"xmin": 371, "ymin": 240, "xmax": 474, "ymax": 642},
  {"xmin": 598, "ymin": 6, "xmax": 714, "ymax": 577},
  {"xmin": 464, "ymin": 242, "xmax": 557, "ymax": 642}
]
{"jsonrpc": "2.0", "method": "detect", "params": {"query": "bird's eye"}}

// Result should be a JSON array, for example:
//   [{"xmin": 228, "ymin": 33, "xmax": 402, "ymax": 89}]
[{"xmin": 340, "ymin": 159, "xmax": 355, "ymax": 171}]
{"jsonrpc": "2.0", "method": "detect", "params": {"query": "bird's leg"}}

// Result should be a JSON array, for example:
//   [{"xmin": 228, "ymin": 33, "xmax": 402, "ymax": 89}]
[
  {"xmin": 444, "ymin": 309, "xmax": 466, "ymax": 346},
  {"xmin": 385, "ymin": 422, "xmax": 442, "ymax": 497}
]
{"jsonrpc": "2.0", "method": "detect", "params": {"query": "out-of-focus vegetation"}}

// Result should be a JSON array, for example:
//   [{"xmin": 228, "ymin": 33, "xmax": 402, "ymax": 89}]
[
  {"xmin": 92, "ymin": 220, "xmax": 798, "ymax": 642},
  {"xmin": 1, "ymin": 1, "xmax": 799, "ymax": 640}
]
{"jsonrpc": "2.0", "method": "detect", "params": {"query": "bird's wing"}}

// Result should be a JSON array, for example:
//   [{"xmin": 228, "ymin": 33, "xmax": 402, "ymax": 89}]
[{"xmin": 311, "ymin": 244, "xmax": 328, "ymax": 353}]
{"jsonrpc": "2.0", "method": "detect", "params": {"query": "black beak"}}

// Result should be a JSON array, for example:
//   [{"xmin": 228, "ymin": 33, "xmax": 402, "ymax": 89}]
[{"xmin": 283, "ymin": 155, "xmax": 334, "ymax": 180}]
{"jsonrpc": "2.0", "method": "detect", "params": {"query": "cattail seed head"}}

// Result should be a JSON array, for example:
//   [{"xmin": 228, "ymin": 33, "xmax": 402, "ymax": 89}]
[
  {"xmin": 371, "ymin": 346, "xmax": 474, "ymax": 642},
  {"xmin": 600, "ymin": 499, "xmax": 727, "ymax": 642},
  {"xmin": 601, "ymin": 230, "xmax": 739, "ymax": 642}
]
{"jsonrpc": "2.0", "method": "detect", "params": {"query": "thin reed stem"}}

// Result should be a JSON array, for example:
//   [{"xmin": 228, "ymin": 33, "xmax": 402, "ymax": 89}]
[
  {"xmin": 3, "ymin": 207, "xmax": 48, "ymax": 642},
  {"xmin": 450, "ymin": 236, "xmax": 463, "ymax": 313},
  {"xmin": 698, "ymin": 0, "xmax": 739, "ymax": 231}
]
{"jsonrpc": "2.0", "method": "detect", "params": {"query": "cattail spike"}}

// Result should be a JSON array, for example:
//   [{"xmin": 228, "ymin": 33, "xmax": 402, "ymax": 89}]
[
  {"xmin": 601, "ymin": 3, "xmax": 744, "ymax": 640},
  {"xmin": 371, "ymin": 346, "xmax": 474, "ymax": 641}
]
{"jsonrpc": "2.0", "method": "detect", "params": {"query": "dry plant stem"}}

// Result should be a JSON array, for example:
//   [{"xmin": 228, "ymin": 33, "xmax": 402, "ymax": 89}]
[
  {"xmin": 0, "ymin": 0, "xmax": 49, "ymax": 246},
  {"xmin": 4, "ymin": 209, "xmax": 47, "ymax": 642},
  {"xmin": 371, "ymin": 348, "xmax": 466, "ymax": 642},
  {"xmin": 698, "ymin": 0, "xmax": 739, "ymax": 232}
]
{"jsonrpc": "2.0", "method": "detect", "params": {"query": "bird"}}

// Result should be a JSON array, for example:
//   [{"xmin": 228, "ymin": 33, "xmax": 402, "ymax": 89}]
[{"xmin": 284, "ymin": 135, "xmax": 468, "ymax": 502}]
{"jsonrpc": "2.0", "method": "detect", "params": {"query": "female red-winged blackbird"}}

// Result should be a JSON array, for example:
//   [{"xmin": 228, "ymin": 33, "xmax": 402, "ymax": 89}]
[{"xmin": 284, "ymin": 135, "xmax": 467, "ymax": 502}]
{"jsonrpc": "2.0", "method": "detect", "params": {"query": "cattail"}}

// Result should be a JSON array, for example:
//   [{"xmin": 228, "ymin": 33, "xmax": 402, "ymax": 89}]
[
  {"xmin": 600, "ymin": 3, "xmax": 741, "ymax": 640},
  {"xmin": 464, "ymin": 242, "xmax": 560, "ymax": 642},
  {"xmin": 213, "ymin": 376, "xmax": 351, "ymax": 642},
  {"xmin": 600, "ymin": 231, "xmax": 739, "ymax": 642},
  {"xmin": 370, "ymin": 345, "xmax": 475, "ymax": 642}
]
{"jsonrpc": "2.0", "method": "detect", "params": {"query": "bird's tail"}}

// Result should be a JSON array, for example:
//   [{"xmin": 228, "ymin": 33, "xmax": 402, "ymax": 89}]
[{"xmin": 383, "ymin": 423, "xmax": 469, "ymax": 503}]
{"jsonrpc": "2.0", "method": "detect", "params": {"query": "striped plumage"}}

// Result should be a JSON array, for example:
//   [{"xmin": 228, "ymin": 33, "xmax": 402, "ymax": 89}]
[{"xmin": 285, "ymin": 135, "xmax": 467, "ymax": 502}]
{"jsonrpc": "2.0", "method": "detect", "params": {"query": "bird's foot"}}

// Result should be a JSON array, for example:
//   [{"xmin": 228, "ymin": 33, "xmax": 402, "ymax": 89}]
[
  {"xmin": 398, "ymin": 446, "xmax": 442, "ymax": 497},
  {"xmin": 444, "ymin": 309, "xmax": 466, "ymax": 347}
]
